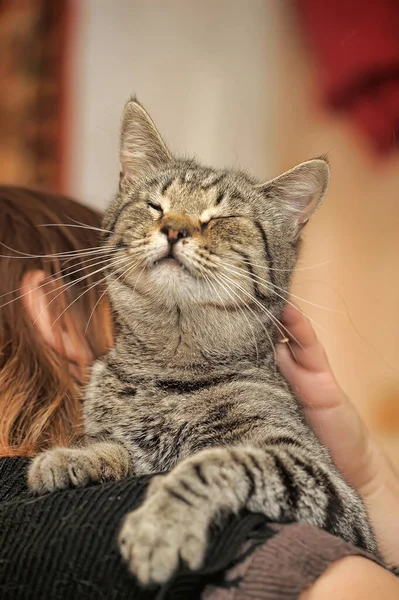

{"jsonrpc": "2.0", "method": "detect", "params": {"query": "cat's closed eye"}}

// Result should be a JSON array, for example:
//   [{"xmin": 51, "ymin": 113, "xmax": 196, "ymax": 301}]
[
  {"xmin": 147, "ymin": 201, "xmax": 163, "ymax": 214},
  {"xmin": 204, "ymin": 215, "xmax": 243, "ymax": 225},
  {"xmin": 200, "ymin": 214, "xmax": 242, "ymax": 233}
]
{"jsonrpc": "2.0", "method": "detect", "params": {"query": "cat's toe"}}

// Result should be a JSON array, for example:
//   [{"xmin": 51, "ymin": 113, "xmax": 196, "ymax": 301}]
[
  {"xmin": 28, "ymin": 447, "xmax": 98, "ymax": 494},
  {"xmin": 119, "ymin": 512, "xmax": 178, "ymax": 585},
  {"xmin": 119, "ymin": 493, "xmax": 208, "ymax": 585},
  {"xmin": 178, "ymin": 531, "xmax": 207, "ymax": 570}
]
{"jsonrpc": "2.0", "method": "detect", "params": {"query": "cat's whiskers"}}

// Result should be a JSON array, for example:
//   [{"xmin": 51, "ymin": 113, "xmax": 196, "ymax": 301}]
[
  {"xmin": 222, "ymin": 275, "xmax": 300, "ymax": 353},
  {"xmin": 216, "ymin": 271, "xmax": 302, "ymax": 352},
  {"xmin": 265, "ymin": 283, "xmax": 331, "ymax": 338},
  {"xmin": 208, "ymin": 269, "xmax": 277, "ymax": 361},
  {"xmin": 0, "ymin": 252, "xmax": 110, "ymax": 300},
  {"xmin": 234, "ymin": 258, "xmax": 332, "ymax": 273},
  {"xmin": 0, "ymin": 252, "xmax": 123, "ymax": 312},
  {"xmin": 130, "ymin": 263, "xmax": 148, "ymax": 296},
  {"xmin": 39, "ymin": 223, "xmax": 113, "ymax": 235},
  {"xmin": 220, "ymin": 262, "xmax": 331, "ymax": 338},
  {"xmin": 0, "ymin": 240, "xmax": 119, "ymax": 260},
  {"xmin": 66, "ymin": 217, "xmax": 114, "ymax": 235},
  {"xmin": 41, "ymin": 215, "xmax": 114, "ymax": 235},
  {"xmin": 52, "ymin": 255, "xmax": 139, "ymax": 330},
  {"xmin": 98, "ymin": 261, "xmax": 146, "ymax": 334},
  {"xmin": 49, "ymin": 255, "xmax": 135, "ymax": 329},
  {"xmin": 53, "ymin": 249, "xmax": 121, "ymax": 274},
  {"xmin": 205, "ymin": 269, "xmax": 260, "ymax": 364},
  {"xmin": 53, "ymin": 277, "xmax": 109, "ymax": 330},
  {"xmin": 221, "ymin": 260, "xmax": 340, "ymax": 314},
  {"xmin": 219, "ymin": 277, "xmax": 277, "ymax": 361},
  {"xmin": 84, "ymin": 280, "xmax": 112, "ymax": 334},
  {"xmin": 51, "ymin": 250, "xmax": 123, "ymax": 281},
  {"xmin": 56, "ymin": 246, "xmax": 146, "ymax": 282},
  {"xmin": 198, "ymin": 268, "xmax": 240, "ymax": 355},
  {"xmin": 38, "ymin": 255, "xmax": 132, "ymax": 328}
]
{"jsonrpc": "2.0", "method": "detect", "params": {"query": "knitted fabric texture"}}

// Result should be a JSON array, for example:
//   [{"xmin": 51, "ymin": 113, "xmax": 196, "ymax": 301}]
[
  {"xmin": 0, "ymin": 457, "xmax": 274, "ymax": 599},
  {"xmin": 0, "ymin": 457, "xmax": 380, "ymax": 600}
]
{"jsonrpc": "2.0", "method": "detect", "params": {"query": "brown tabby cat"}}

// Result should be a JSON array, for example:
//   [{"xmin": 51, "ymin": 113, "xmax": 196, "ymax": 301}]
[{"xmin": 28, "ymin": 98, "xmax": 377, "ymax": 585}]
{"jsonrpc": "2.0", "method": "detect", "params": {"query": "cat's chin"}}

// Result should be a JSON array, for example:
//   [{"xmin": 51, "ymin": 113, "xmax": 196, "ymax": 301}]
[
  {"xmin": 145, "ymin": 261, "xmax": 212, "ymax": 304},
  {"xmin": 152, "ymin": 257, "xmax": 186, "ymax": 270},
  {"xmin": 148, "ymin": 257, "xmax": 194, "ymax": 288}
]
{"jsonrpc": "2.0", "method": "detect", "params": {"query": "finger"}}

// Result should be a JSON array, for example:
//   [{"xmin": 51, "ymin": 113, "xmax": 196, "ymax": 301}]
[
  {"xmin": 280, "ymin": 303, "xmax": 320, "ymax": 351},
  {"xmin": 278, "ymin": 312, "xmax": 399, "ymax": 562},
  {"xmin": 278, "ymin": 338, "xmax": 393, "ymax": 504},
  {"xmin": 276, "ymin": 337, "xmax": 365, "ymax": 450},
  {"xmin": 304, "ymin": 396, "xmax": 368, "ymax": 473},
  {"xmin": 279, "ymin": 304, "xmax": 330, "ymax": 372},
  {"xmin": 276, "ymin": 342, "xmax": 344, "ymax": 409}
]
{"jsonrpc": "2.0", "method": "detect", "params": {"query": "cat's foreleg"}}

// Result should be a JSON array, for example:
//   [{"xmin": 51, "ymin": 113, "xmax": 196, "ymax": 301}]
[
  {"xmin": 28, "ymin": 441, "xmax": 131, "ymax": 494},
  {"xmin": 119, "ymin": 444, "xmax": 376, "ymax": 585}
]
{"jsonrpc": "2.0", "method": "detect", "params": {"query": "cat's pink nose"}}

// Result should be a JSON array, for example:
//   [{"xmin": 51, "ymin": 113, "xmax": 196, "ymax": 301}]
[{"xmin": 161, "ymin": 225, "xmax": 189, "ymax": 244}]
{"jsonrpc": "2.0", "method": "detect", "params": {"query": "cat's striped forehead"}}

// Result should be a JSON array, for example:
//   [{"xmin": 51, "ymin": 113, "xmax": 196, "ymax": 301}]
[{"xmin": 140, "ymin": 162, "xmax": 258, "ymax": 219}]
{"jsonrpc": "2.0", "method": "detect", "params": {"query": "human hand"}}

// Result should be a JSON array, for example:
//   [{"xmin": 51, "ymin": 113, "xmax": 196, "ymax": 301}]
[
  {"xmin": 276, "ymin": 304, "xmax": 399, "ymax": 565},
  {"xmin": 300, "ymin": 555, "xmax": 399, "ymax": 600}
]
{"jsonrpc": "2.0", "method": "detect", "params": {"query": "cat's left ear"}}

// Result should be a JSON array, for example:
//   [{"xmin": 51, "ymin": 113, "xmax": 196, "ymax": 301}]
[
  {"xmin": 256, "ymin": 158, "xmax": 330, "ymax": 233},
  {"xmin": 119, "ymin": 97, "xmax": 172, "ymax": 188}
]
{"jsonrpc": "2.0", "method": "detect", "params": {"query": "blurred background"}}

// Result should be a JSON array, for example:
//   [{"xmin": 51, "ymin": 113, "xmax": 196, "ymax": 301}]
[{"xmin": 1, "ymin": 0, "xmax": 399, "ymax": 460}]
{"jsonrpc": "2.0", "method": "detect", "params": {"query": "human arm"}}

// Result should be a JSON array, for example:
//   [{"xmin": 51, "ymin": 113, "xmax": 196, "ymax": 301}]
[
  {"xmin": 300, "ymin": 555, "xmax": 399, "ymax": 599},
  {"xmin": 276, "ymin": 304, "xmax": 399, "ymax": 565}
]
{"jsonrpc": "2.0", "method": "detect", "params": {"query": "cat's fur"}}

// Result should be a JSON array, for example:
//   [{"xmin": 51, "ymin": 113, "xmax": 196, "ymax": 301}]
[{"xmin": 28, "ymin": 98, "xmax": 377, "ymax": 585}]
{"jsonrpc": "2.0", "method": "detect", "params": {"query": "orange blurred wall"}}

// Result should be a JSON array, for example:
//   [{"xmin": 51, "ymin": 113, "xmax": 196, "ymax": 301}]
[{"xmin": 271, "ymin": 3, "xmax": 399, "ymax": 462}]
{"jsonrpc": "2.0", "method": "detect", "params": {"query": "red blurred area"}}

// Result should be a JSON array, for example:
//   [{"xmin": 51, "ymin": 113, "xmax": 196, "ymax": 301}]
[{"xmin": 296, "ymin": 0, "xmax": 399, "ymax": 154}]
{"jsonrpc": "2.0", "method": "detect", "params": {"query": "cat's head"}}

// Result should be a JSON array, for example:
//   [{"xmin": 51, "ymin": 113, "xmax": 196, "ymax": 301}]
[{"xmin": 103, "ymin": 98, "xmax": 329, "ymax": 317}]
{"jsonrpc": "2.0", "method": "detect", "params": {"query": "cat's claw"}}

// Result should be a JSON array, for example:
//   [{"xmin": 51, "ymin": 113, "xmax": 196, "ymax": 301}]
[
  {"xmin": 28, "ymin": 442, "xmax": 131, "ymax": 495},
  {"xmin": 119, "ymin": 487, "xmax": 208, "ymax": 585},
  {"xmin": 28, "ymin": 447, "xmax": 102, "ymax": 494}
]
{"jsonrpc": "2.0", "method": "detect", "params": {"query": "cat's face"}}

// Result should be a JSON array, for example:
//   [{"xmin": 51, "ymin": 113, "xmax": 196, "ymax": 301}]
[{"xmin": 103, "ymin": 99, "xmax": 329, "ymax": 311}]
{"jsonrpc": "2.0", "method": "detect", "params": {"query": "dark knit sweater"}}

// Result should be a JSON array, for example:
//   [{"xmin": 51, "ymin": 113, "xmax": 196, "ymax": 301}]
[
  {"xmin": 0, "ymin": 457, "xmax": 274, "ymax": 600},
  {"xmin": 0, "ymin": 458, "xmax": 381, "ymax": 600}
]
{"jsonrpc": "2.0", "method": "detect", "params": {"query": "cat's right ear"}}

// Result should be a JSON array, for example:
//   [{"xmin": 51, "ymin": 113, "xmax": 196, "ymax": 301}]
[
  {"xmin": 119, "ymin": 97, "xmax": 171, "ymax": 188},
  {"xmin": 255, "ymin": 158, "xmax": 330, "ymax": 236}
]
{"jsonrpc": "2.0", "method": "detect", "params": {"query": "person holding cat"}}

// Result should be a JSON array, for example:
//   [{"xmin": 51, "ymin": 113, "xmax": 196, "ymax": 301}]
[
  {"xmin": 0, "ymin": 186, "xmax": 113, "ymax": 457},
  {"xmin": 0, "ymin": 181, "xmax": 398, "ymax": 596},
  {"xmin": 28, "ymin": 101, "xmax": 378, "ymax": 582},
  {"xmin": 277, "ymin": 306, "xmax": 399, "ymax": 598}
]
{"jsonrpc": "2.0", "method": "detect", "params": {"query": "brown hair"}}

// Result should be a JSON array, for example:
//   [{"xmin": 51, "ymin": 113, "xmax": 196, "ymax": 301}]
[{"xmin": 0, "ymin": 186, "xmax": 113, "ymax": 457}]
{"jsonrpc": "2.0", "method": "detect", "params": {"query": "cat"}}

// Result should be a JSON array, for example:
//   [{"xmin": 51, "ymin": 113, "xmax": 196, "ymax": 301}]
[{"xmin": 28, "ymin": 98, "xmax": 377, "ymax": 586}]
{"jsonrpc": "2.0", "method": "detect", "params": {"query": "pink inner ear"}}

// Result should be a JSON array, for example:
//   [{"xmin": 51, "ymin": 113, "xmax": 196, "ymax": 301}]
[
  {"xmin": 280, "ymin": 164, "xmax": 329, "ymax": 226},
  {"xmin": 257, "ymin": 159, "xmax": 329, "ymax": 230},
  {"xmin": 297, "ymin": 193, "xmax": 319, "ymax": 224},
  {"xmin": 120, "ymin": 101, "xmax": 171, "ymax": 182}
]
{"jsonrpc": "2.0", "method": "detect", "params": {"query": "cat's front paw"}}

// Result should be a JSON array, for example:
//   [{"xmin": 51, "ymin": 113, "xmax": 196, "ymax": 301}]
[
  {"xmin": 28, "ymin": 447, "xmax": 102, "ymax": 494},
  {"xmin": 118, "ymin": 484, "xmax": 208, "ymax": 585}
]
